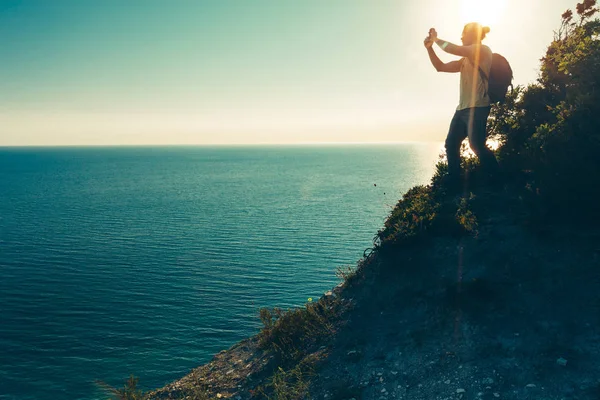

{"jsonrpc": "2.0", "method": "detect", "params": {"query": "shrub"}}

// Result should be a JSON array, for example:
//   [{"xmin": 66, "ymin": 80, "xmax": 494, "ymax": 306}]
[
  {"xmin": 96, "ymin": 375, "xmax": 145, "ymax": 400},
  {"xmin": 258, "ymin": 298, "xmax": 338, "ymax": 361},
  {"xmin": 490, "ymin": 1, "xmax": 600, "ymax": 220}
]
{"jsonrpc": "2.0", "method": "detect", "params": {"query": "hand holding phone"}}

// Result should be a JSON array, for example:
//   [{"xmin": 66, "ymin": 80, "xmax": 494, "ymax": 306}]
[{"xmin": 428, "ymin": 28, "xmax": 438, "ymax": 42}]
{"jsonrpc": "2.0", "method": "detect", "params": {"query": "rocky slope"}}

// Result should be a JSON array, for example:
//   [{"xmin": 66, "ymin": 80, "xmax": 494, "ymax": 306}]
[{"xmin": 145, "ymin": 180, "xmax": 600, "ymax": 400}]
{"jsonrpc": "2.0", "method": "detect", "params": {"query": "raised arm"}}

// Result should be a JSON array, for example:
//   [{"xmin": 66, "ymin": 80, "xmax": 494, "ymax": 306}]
[
  {"xmin": 428, "ymin": 28, "xmax": 476, "ymax": 59},
  {"xmin": 435, "ymin": 39, "xmax": 476, "ymax": 58},
  {"xmin": 424, "ymin": 38, "xmax": 462, "ymax": 73}
]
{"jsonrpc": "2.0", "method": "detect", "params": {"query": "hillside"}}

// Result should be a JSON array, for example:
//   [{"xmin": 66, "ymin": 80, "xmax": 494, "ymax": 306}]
[
  {"xmin": 109, "ymin": 3, "xmax": 600, "ymax": 400},
  {"xmin": 142, "ymin": 177, "xmax": 600, "ymax": 400}
]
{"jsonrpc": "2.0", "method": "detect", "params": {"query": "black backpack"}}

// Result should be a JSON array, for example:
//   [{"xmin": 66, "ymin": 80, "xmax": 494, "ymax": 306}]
[{"xmin": 475, "ymin": 53, "xmax": 514, "ymax": 104}]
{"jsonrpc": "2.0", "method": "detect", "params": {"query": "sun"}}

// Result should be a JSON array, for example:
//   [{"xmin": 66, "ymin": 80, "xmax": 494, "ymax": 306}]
[{"xmin": 460, "ymin": 0, "xmax": 506, "ymax": 26}]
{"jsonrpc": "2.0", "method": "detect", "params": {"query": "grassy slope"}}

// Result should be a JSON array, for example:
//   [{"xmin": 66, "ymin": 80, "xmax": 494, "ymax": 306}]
[{"xmin": 141, "ymin": 166, "xmax": 600, "ymax": 400}]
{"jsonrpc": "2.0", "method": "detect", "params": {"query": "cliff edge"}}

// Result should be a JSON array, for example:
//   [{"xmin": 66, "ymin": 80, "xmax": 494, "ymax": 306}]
[
  {"xmin": 144, "ymin": 181, "xmax": 600, "ymax": 400},
  {"xmin": 110, "ymin": 3, "xmax": 600, "ymax": 399}
]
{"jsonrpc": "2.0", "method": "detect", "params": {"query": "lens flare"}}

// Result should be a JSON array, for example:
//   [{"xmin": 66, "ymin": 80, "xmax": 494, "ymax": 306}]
[{"xmin": 461, "ymin": 0, "xmax": 506, "ymax": 26}]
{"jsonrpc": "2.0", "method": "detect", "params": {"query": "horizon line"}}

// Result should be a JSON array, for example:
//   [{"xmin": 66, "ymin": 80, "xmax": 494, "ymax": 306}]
[{"xmin": 0, "ymin": 141, "xmax": 444, "ymax": 148}]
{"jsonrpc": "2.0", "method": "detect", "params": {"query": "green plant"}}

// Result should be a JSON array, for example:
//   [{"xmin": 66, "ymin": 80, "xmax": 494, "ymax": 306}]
[
  {"xmin": 376, "ymin": 185, "xmax": 440, "ymax": 250},
  {"xmin": 266, "ymin": 364, "xmax": 314, "ymax": 400},
  {"xmin": 335, "ymin": 265, "xmax": 356, "ymax": 283},
  {"xmin": 258, "ymin": 298, "xmax": 338, "ymax": 360},
  {"xmin": 96, "ymin": 375, "xmax": 145, "ymax": 400},
  {"xmin": 490, "ymin": 1, "xmax": 600, "ymax": 220},
  {"xmin": 455, "ymin": 194, "xmax": 479, "ymax": 234}
]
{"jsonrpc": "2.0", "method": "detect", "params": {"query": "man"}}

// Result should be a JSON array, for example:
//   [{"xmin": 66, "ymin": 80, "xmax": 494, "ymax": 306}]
[{"xmin": 425, "ymin": 23, "xmax": 499, "ymax": 188}]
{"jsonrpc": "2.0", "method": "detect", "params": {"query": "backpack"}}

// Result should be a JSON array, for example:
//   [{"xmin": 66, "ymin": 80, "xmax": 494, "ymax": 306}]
[{"xmin": 474, "ymin": 53, "xmax": 514, "ymax": 104}]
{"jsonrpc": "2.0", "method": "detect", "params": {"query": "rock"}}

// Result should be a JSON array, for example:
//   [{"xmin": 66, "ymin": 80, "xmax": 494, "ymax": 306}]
[
  {"xmin": 493, "ymin": 393, "xmax": 500, "ymax": 398},
  {"xmin": 346, "ymin": 350, "xmax": 362, "ymax": 362},
  {"xmin": 525, "ymin": 384, "xmax": 536, "ymax": 388},
  {"xmin": 482, "ymin": 378, "xmax": 494, "ymax": 385},
  {"xmin": 381, "ymin": 388, "xmax": 387, "ymax": 393},
  {"xmin": 391, "ymin": 371, "xmax": 398, "ymax": 375},
  {"xmin": 216, "ymin": 394, "xmax": 222, "ymax": 399},
  {"xmin": 444, "ymin": 380, "xmax": 451, "ymax": 384},
  {"xmin": 557, "ymin": 357, "xmax": 568, "ymax": 366},
  {"xmin": 379, "ymin": 377, "xmax": 384, "ymax": 383},
  {"xmin": 333, "ymin": 282, "xmax": 344, "ymax": 293},
  {"xmin": 377, "ymin": 372, "xmax": 383, "ymax": 376},
  {"xmin": 456, "ymin": 388, "xmax": 466, "ymax": 394},
  {"xmin": 324, "ymin": 290, "xmax": 333, "ymax": 297}
]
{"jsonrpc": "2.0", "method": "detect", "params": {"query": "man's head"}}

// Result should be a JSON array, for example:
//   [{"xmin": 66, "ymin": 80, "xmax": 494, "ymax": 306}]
[{"xmin": 461, "ymin": 22, "xmax": 490, "ymax": 46}]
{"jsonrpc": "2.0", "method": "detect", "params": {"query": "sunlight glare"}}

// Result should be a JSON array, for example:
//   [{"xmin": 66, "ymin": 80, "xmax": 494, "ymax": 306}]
[{"xmin": 460, "ymin": 0, "xmax": 506, "ymax": 26}]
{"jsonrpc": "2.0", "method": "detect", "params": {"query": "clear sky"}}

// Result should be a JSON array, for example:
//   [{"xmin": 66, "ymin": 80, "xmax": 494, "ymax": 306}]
[{"xmin": 0, "ymin": 0, "xmax": 578, "ymax": 145}]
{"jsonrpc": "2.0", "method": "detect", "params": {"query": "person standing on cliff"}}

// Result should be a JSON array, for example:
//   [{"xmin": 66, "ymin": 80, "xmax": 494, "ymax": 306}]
[{"xmin": 424, "ymin": 23, "xmax": 500, "ymax": 188}]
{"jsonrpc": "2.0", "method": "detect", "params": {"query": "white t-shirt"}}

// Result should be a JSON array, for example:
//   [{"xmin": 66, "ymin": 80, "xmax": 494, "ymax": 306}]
[{"xmin": 457, "ymin": 44, "xmax": 493, "ymax": 110}]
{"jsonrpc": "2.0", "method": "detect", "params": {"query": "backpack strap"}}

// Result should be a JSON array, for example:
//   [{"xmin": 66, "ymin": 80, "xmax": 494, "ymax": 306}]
[{"xmin": 467, "ymin": 57, "xmax": 489, "ymax": 98}]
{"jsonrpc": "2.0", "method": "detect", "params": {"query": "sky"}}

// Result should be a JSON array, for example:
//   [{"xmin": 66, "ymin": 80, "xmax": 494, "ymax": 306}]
[{"xmin": 0, "ymin": 0, "xmax": 581, "ymax": 146}]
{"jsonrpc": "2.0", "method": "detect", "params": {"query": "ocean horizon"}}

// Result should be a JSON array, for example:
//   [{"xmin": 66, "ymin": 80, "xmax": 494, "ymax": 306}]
[{"xmin": 0, "ymin": 144, "xmax": 441, "ymax": 399}]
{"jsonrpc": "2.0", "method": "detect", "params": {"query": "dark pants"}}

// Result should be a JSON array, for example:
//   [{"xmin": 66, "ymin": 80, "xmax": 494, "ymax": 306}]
[{"xmin": 445, "ymin": 106, "xmax": 498, "ymax": 179}]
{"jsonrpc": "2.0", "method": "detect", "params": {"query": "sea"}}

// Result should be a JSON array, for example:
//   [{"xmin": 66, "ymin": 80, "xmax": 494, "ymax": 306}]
[{"xmin": 0, "ymin": 144, "xmax": 441, "ymax": 400}]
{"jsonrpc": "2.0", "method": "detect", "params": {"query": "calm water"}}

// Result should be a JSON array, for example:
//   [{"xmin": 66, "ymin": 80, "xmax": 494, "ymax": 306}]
[{"xmin": 0, "ymin": 144, "xmax": 440, "ymax": 399}]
